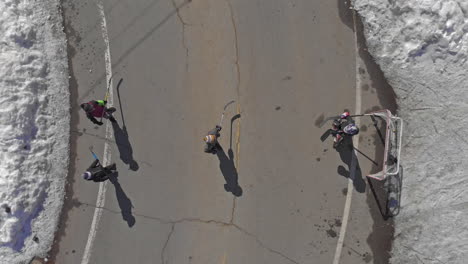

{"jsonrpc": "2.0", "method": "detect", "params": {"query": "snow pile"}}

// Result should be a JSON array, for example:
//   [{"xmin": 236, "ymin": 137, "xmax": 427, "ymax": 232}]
[
  {"xmin": 353, "ymin": 0, "xmax": 468, "ymax": 263},
  {"xmin": 0, "ymin": 0, "xmax": 69, "ymax": 263}
]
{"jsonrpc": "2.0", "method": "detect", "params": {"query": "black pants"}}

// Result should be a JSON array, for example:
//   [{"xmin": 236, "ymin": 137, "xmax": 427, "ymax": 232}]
[{"xmin": 204, "ymin": 143, "xmax": 218, "ymax": 153}]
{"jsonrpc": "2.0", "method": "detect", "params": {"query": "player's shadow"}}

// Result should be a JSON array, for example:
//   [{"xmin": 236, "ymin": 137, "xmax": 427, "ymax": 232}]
[
  {"xmin": 113, "ymin": 78, "xmax": 139, "ymax": 171},
  {"xmin": 109, "ymin": 173, "xmax": 136, "ymax": 227},
  {"xmin": 216, "ymin": 145, "xmax": 243, "ymax": 197},
  {"xmin": 336, "ymin": 136, "xmax": 366, "ymax": 193},
  {"xmin": 216, "ymin": 114, "xmax": 242, "ymax": 197}
]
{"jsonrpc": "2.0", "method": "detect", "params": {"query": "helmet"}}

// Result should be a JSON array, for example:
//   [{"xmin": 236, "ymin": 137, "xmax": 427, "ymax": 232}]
[
  {"xmin": 340, "ymin": 111, "xmax": 350, "ymax": 119},
  {"xmin": 82, "ymin": 171, "xmax": 92, "ymax": 180},
  {"xmin": 343, "ymin": 123, "xmax": 359, "ymax": 135},
  {"xmin": 81, "ymin": 103, "xmax": 94, "ymax": 112},
  {"xmin": 204, "ymin": 135, "xmax": 216, "ymax": 144}
]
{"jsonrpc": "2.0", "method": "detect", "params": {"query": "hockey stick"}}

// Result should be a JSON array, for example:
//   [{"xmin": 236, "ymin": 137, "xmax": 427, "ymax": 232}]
[
  {"xmin": 100, "ymin": 72, "xmax": 116, "ymax": 122},
  {"xmin": 320, "ymin": 129, "xmax": 332, "ymax": 142},
  {"xmin": 318, "ymin": 114, "xmax": 366, "ymax": 128},
  {"xmin": 219, "ymin": 100, "xmax": 235, "ymax": 127},
  {"xmin": 89, "ymin": 146, "xmax": 100, "ymax": 161},
  {"xmin": 318, "ymin": 115, "xmax": 340, "ymax": 128}
]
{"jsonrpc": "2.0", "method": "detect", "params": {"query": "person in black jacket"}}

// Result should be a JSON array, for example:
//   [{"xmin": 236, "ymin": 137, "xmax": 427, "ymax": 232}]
[
  {"xmin": 82, "ymin": 159, "xmax": 117, "ymax": 182},
  {"xmin": 330, "ymin": 111, "xmax": 359, "ymax": 148}
]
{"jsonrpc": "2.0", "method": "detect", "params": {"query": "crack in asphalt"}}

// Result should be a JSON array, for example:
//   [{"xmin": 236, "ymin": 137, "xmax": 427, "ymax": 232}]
[
  {"xmin": 79, "ymin": 201, "xmax": 299, "ymax": 263},
  {"xmin": 225, "ymin": 0, "xmax": 241, "ymax": 96},
  {"xmin": 161, "ymin": 223, "xmax": 175, "ymax": 264},
  {"xmin": 161, "ymin": 219, "xmax": 300, "ymax": 264},
  {"xmin": 225, "ymin": 0, "xmax": 242, "ymax": 172},
  {"xmin": 229, "ymin": 197, "xmax": 237, "ymax": 224},
  {"xmin": 224, "ymin": 0, "xmax": 243, "ymax": 241},
  {"xmin": 170, "ymin": 0, "xmax": 190, "ymax": 72},
  {"xmin": 224, "ymin": 0, "xmax": 243, "ymax": 234},
  {"xmin": 233, "ymin": 225, "xmax": 300, "ymax": 264}
]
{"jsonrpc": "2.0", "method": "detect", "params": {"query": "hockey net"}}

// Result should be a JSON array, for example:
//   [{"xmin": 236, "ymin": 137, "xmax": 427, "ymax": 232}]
[{"xmin": 364, "ymin": 109, "xmax": 403, "ymax": 181}]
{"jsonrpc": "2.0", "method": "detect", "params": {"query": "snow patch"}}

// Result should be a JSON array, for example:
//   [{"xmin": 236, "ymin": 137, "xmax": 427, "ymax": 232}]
[
  {"xmin": 0, "ymin": 0, "xmax": 69, "ymax": 263},
  {"xmin": 353, "ymin": 0, "xmax": 468, "ymax": 263}
]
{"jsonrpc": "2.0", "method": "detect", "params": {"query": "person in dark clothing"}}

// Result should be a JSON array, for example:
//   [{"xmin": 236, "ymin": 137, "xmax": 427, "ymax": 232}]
[
  {"xmin": 82, "ymin": 159, "xmax": 117, "ymax": 182},
  {"xmin": 331, "ymin": 111, "xmax": 359, "ymax": 148},
  {"xmin": 80, "ymin": 100, "xmax": 117, "ymax": 126},
  {"xmin": 203, "ymin": 125, "xmax": 222, "ymax": 154}
]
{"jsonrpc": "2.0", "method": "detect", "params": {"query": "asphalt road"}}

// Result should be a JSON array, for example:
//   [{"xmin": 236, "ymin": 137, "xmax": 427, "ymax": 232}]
[{"xmin": 46, "ymin": 0, "xmax": 395, "ymax": 263}]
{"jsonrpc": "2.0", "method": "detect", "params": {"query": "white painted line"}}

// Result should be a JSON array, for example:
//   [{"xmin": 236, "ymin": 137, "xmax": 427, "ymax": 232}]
[
  {"xmin": 332, "ymin": 10, "xmax": 362, "ymax": 264},
  {"xmin": 81, "ymin": 2, "xmax": 114, "ymax": 264}
]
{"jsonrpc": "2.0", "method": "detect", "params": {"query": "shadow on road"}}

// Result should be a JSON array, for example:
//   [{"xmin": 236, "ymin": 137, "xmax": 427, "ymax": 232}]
[
  {"xmin": 109, "ymin": 173, "xmax": 136, "ymax": 227},
  {"xmin": 113, "ymin": 78, "xmax": 139, "ymax": 171},
  {"xmin": 216, "ymin": 114, "xmax": 242, "ymax": 197},
  {"xmin": 336, "ymin": 136, "xmax": 366, "ymax": 193},
  {"xmin": 352, "ymin": 12, "xmax": 398, "ymax": 264},
  {"xmin": 337, "ymin": 0, "xmax": 354, "ymax": 30},
  {"xmin": 368, "ymin": 165, "xmax": 403, "ymax": 220},
  {"xmin": 216, "ymin": 145, "xmax": 242, "ymax": 197}
]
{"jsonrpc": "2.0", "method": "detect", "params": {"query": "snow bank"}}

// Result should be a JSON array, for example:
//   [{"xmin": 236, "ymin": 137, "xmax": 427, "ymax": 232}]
[
  {"xmin": 353, "ymin": 0, "xmax": 468, "ymax": 263},
  {"xmin": 0, "ymin": 0, "xmax": 69, "ymax": 263}
]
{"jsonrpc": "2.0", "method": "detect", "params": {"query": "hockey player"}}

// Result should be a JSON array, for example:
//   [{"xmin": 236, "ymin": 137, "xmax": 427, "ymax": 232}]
[
  {"xmin": 331, "ymin": 111, "xmax": 359, "ymax": 148},
  {"xmin": 203, "ymin": 125, "xmax": 222, "ymax": 154},
  {"xmin": 80, "ymin": 100, "xmax": 117, "ymax": 126},
  {"xmin": 82, "ymin": 159, "xmax": 117, "ymax": 182}
]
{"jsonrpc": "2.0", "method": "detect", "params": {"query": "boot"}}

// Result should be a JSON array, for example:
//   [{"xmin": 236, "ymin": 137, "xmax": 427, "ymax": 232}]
[{"xmin": 106, "ymin": 107, "xmax": 117, "ymax": 113}]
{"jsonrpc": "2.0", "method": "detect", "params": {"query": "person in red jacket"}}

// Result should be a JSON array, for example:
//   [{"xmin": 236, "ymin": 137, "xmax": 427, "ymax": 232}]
[{"xmin": 80, "ymin": 100, "xmax": 116, "ymax": 125}]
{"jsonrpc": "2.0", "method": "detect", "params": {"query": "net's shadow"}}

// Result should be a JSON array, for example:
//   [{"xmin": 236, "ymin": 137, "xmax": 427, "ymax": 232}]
[
  {"xmin": 367, "ymin": 166, "xmax": 403, "ymax": 220},
  {"xmin": 336, "ymin": 137, "xmax": 366, "ymax": 193},
  {"xmin": 365, "ymin": 114, "xmax": 403, "ymax": 220}
]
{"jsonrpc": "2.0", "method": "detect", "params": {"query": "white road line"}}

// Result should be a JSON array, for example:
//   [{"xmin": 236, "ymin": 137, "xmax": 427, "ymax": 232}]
[
  {"xmin": 81, "ymin": 2, "xmax": 114, "ymax": 264},
  {"xmin": 332, "ymin": 10, "xmax": 362, "ymax": 264}
]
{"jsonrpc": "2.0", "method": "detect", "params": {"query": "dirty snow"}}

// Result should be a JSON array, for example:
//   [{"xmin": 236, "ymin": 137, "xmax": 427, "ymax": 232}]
[
  {"xmin": 353, "ymin": 0, "xmax": 468, "ymax": 263},
  {"xmin": 0, "ymin": 0, "xmax": 69, "ymax": 263}
]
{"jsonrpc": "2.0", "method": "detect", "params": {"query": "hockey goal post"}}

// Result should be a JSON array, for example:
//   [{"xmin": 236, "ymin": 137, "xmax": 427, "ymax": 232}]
[{"xmin": 364, "ymin": 109, "xmax": 403, "ymax": 181}]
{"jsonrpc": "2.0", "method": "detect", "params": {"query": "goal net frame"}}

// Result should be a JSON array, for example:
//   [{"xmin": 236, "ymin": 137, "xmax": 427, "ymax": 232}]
[{"xmin": 363, "ymin": 109, "xmax": 403, "ymax": 181}]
